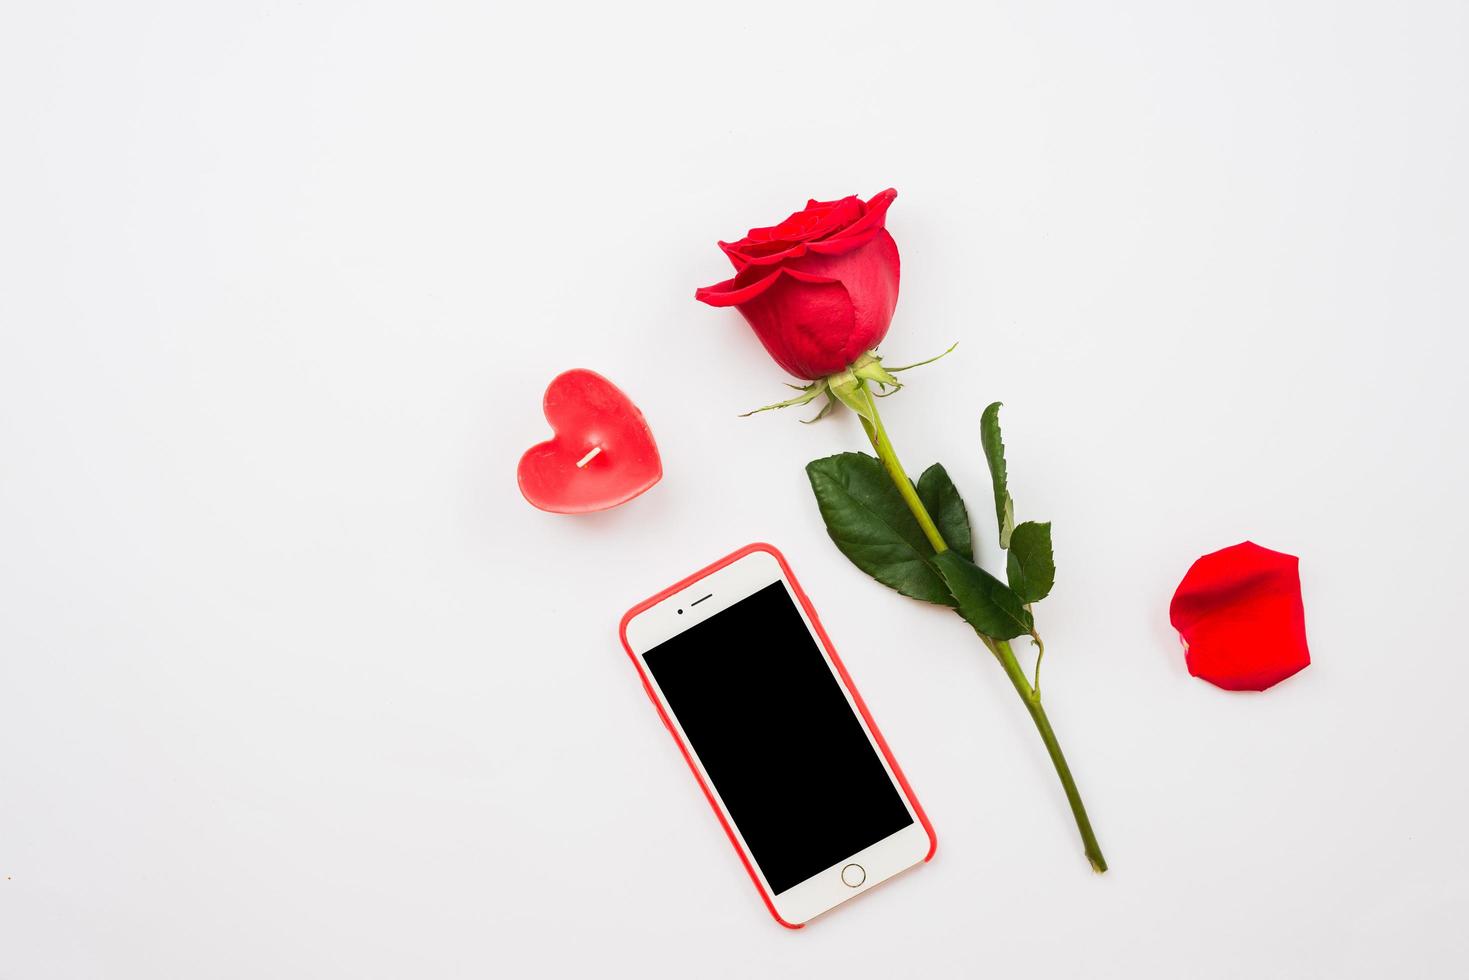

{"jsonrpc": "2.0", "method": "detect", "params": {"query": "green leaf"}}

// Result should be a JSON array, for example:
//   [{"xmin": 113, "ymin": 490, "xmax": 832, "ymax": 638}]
[
  {"xmin": 915, "ymin": 463, "xmax": 973, "ymax": 561},
  {"xmin": 1006, "ymin": 521, "xmax": 1055, "ymax": 603},
  {"xmin": 932, "ymin": 550, "xmax": 1034, "ymax": 640},
  {"xmin": 806, "ymin": 453, "xmax": 954, "ymax": 606},
  {"xmin": 980, "ymin": 402, "xmax": 1015, "ymax": 548}
]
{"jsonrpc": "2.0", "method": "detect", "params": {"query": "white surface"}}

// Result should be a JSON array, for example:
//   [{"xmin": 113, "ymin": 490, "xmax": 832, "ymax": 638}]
[{"xmin": 2, "ymin": 2, "xmax": 1467, "ymax": 977}]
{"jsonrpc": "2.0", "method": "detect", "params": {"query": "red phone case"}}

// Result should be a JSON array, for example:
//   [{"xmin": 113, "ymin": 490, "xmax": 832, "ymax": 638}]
[{"xmin": 617, "ymin": 542, "xmax": 937, "ymax": 929}]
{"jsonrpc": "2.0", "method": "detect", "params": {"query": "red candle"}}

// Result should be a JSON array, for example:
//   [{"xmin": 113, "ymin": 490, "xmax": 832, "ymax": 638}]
[{"xmin": 517, "ymin": 369, "xmax": 662, "ymax": 514}]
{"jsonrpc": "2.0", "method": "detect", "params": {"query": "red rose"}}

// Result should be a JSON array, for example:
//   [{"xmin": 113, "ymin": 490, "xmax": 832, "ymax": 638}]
[
  {"xmin": 1170, "ymin": 541, "xmax": 1311, "ymax": 692},
  {"xmin": 695, "ymin": 189, "xmax": 901, "ymax": 380}
]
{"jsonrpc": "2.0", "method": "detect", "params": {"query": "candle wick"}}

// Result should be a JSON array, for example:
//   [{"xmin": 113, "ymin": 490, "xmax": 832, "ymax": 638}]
[{"xmin": 576, "ymin": 446, "xmax": 603, "ymax": 468}]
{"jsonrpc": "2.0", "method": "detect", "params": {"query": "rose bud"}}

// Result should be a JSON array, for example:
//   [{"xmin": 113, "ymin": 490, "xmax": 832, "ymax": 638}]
[
  {"xmin": 1169, "ymin": 541, "xmax": 1311, "ymax": 692},
  {"xmin": 695, "ymin": 189, "xmax": 901, "ymax": 381}
]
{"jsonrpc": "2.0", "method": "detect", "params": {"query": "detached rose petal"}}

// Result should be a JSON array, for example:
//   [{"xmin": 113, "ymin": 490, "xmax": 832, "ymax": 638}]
[{"xmin": 1169, "ymin": 541, "xmax": 1311, "ymax": 692}]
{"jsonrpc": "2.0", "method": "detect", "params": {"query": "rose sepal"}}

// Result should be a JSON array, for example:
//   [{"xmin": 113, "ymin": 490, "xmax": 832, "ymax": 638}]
[{"xmin": 739, "ymin": 345, "xmax": 958, "ymax": 421}]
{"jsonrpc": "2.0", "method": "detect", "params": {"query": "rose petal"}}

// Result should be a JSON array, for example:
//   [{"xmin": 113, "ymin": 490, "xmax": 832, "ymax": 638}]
[
  {"xmin": 721, "ymin": 239, "xmax": 811, "ymax": 268},
  {"xmin": 1169, "ymin": 541, "xmax": 1311, "ymax": 692},
  {"xmin": 799, "ymin": 188, "xmax": 898, "ymax": 258},
  {"xmin": 731, "ymin": 272, "xmax": 857, "ymax": 379},
  {"xmin": 693, "ymin": 266, "xmax": 785, "ymax": 307},
  {"xmin": 717, "ymin": 195, "xmax": 866, "ymax": 269}
]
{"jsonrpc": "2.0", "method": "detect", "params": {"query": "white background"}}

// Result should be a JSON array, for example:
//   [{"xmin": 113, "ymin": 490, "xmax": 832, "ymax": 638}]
[{"xmin": 2, "ymin": 2, "xmax": 1467, "ymax": 977}]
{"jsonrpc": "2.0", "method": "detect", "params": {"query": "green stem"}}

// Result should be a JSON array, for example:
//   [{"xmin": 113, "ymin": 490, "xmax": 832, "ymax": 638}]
[
  {"xmin": 1030, "ymin": 633, "xmax": 1045, "ymax": 699},
  {"xmin": 856, "ymin": 384, "xmax": 949, "ymax": 554},
  {"xmin": 992, "ymin": 639, "xmax": 1108, "ymax": 873},
  {"xmin": 854, "ymin": 377, "xmax": 1108, "ymax": 874}
]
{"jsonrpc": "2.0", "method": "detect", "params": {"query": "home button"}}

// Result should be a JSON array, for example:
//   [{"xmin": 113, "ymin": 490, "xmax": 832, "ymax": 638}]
[{"xmin": 840, "ymin": 863, "xmax": 866, "ymax": 888}]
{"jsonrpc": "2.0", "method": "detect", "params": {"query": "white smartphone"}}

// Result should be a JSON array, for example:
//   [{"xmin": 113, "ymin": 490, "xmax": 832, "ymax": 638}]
[{"xmin": 619, "ymin": 543, "xmax": 935, "ymax": 927}]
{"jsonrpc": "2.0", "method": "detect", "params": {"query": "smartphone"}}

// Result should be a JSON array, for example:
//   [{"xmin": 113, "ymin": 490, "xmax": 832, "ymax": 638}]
[{"xmin": 619, "ymin": 543, "xmax": 936, "ymax": 928}]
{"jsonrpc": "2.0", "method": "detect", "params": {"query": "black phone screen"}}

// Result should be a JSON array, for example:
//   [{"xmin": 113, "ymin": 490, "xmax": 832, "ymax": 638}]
[{"xmin": 642, "ymin": 580, "xmax": 914, "ymax": 894}]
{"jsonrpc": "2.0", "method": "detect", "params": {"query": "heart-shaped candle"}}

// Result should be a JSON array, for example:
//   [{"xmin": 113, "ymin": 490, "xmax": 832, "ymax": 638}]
[{"xmin": 517, "ymin": 369, "xmax": 662, "ymax": 514}]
